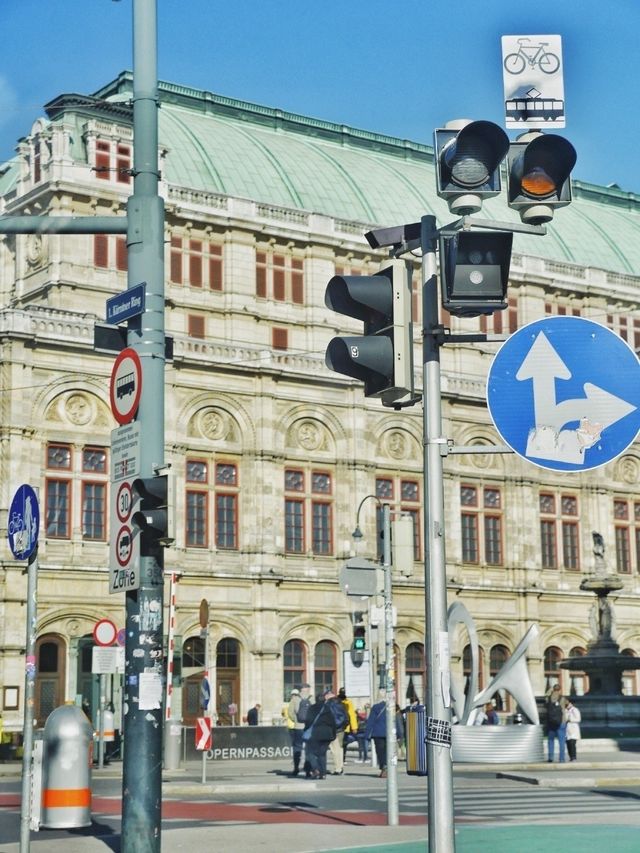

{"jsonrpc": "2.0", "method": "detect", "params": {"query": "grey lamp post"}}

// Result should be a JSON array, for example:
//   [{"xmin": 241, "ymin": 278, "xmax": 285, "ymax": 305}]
[{"xmin": 352, "ymin": 495, "xmax": 399, "ymax": 826}]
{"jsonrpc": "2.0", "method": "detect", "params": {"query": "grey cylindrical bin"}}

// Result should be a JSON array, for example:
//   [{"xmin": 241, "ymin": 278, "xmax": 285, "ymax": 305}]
[
  {"xmin": 164, "ymin": 718, "xmax": 182, "ymax": 770},
  {"xmin": 41, "ymin": 702, "xmax": 93, "ymax": 829}
]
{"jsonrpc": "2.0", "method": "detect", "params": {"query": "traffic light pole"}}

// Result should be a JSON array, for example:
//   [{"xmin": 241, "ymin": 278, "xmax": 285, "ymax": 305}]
[
  {"xmin": 381, "ymin": 503, "xmax": 399, "ymax": 826},
  {"xmin": 121, "ymin": 2, "xmax": 165, "ymax": 851},
  {"xmin": 421, "ymin": 215, "xmax": 456, "ymax": 852}
]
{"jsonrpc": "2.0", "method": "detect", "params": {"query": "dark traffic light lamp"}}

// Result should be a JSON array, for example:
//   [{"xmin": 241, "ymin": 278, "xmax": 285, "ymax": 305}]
[
  {"xmin": 435, "ymin": 120, "xmax": 510, "ymax": 215},
  {"xmin": 132, "ymin": 472, "xmax": 175, "ymax": 546},
  {"xmin": 439, "ymin": 230, "xmax": 513, "ymax": 318},
  {"xmin": 324, "ymin": 260, "xmax": 413, "ymax": 406}
]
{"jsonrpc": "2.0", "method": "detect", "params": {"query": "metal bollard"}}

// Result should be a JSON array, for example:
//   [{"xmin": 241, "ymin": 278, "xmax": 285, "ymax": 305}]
[{"xmin": 41, "ymin": 702, "xmax": 93, "ymax": 829}]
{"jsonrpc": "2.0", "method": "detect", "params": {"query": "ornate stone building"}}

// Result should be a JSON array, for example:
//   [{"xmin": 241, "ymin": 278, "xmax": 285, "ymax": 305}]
[{"xmin": 1, "ymin": 71, "xmax": 640, "ymax": 734}]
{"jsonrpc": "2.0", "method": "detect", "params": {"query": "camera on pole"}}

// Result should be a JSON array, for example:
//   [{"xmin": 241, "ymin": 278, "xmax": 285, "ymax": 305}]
[
  {"xmin": 434, "ymin": 120, "xmax": 510, "ymax": 215},
  {"xmin": 324, "ymin": 260, "xmax": 414, "ymax": 407},
  {"xmin": 506, "ymin": 130, "xmax": 577, "ymax": 224}
]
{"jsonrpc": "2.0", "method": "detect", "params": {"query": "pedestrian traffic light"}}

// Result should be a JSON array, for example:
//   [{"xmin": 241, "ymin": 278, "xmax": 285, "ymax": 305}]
[
  {"xmin": 439, "ymin": 229, "xmax": 513, "ymax": 317},
  {"xmin": 132, "ymin": 472, "xmax": 175, "ymax": 546},
  {"xmin": 351, "ymin": 615, "xmax": 366, "ymax": 668},
  {"xmin": 324, "ymin": 260, "xmax": 413, "ymax": 407},
  {"xmin": 506, "ymin": 130, "xmax": 577, "ymax": 224},
  {"xmin": 435, "ymin": 120, "xmax": 510, "ymax": 215}
]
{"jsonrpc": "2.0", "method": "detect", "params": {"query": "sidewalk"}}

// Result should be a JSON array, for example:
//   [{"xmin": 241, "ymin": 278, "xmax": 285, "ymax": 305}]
[{"xmin": 2, "ymin": 743, "xmax": 640, "ymax": 852}]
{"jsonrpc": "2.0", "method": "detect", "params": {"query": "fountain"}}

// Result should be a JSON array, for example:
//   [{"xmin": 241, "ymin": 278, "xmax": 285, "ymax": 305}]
[{"xmin": 560, "ymin": 532, "xmax": 640, "ymax": 736}]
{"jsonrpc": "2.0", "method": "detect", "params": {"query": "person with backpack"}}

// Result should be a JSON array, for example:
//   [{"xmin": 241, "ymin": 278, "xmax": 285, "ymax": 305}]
[
  {"xmin": 327, "ymin": 689, "xmax": 350, "ymax": 775},
  {"xmin": 545, "ymin": 683, "xmax": 566, "ymax": 762},
  {"xmin": 287, "ymin": 683, "xmax": 311, "ymax": 777}
]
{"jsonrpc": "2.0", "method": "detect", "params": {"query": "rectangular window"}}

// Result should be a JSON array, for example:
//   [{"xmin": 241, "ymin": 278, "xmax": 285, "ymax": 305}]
[
  {"xmin": 188, "ymin": 314, "xmax": 205, "ymax": 338},
  {"xmin": 460, "ymin": 484, "xmax": 502, "ymax": 565},
  {"xmin": 616, "ymin": 526, "xmax": 631, "ymax": 573},
  {"xmin": 312, "ymin": 472, "xmax": 332, "ymax": 555},
  {"xmin": 170, "ymin": 237, "xmax": 183, "ymax": 284},
  {"xmin": 46, "ymin": 479, "xmax": 70, "ymax": 538},
  {"xmin": 540, "ymin": 492, "xmax": 579, "ymax": 570},
  {"xmin": 186, "ymin": 491, "xmax": 208, "ymax": 547},
  {"xmin": 461, "ymin": 513, "xmax": 479, "ymax": 563},
  {"xmin": 95, "ymin": 140, "xmax": 110, "ymax": 179},
  {"xmin": 94, "ymin": 234, "xmax": 109, "ymax": 268},
  {"xmin": 541, "ymin": 519, "xmax": 557, "ymax": 568},
  {"xmin": 215, "ymin": 462, "xmax": 238, "ymax": 549},
  {"xmin": 255, "ymin": 249, "xmax": 305, "ymax": 304},
  {"xmin": 115, "ymin": 237, "xmax": 127, "ymax": 271},
  {"xmin": 272, "ymin": 327, "xmax": 288, "ymax": 351},
  {"xmin": 285, "ymin": 498, "xmax": 304, "ymax": 553},
  {"xmin": 189, "ymin": 240, "xmax": 203, "ymax": 287},
  {"xmin": 209, "ymin": 245, "xmax": 223, "ymax": 291},
  {"xmin": 116, "ymin": 143, "xmax": 131, "ymax": 184},
  {"xmin": 375, "ymin": 476, "xmax": 421, "ymax": 562},
  {"xmin": 82, "ymin": 482, "xmax": 106, "ymax": 540}
]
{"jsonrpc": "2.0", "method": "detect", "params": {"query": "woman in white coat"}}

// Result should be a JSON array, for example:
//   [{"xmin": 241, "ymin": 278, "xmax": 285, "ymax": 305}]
[{"xmin": 564, "ymin": 698, "xmax": 582, "ymax": 762}]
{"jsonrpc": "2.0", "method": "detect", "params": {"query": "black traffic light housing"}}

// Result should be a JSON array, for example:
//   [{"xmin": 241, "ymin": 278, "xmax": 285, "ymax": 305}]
[
  {"xmin": 506, "ymin": 130, "xmax": 577, "ymax": 224},
  {"xmin": 351, "ymin": 612, "xmax": 366, "ymax": 668},
  {"xmin": 325, "ymin": 259, "xmax": 413, "ymax": 406},
  {"xmin": 439, "ymin": 230, "xmax": 513, "ymax": 318},
  {"xmin": 435, "ymin": 120, "xmax": 510, "ymax": 215},
  {"xmin": 132, "ymin": 471, "xmax": 175, "ymax": 546}
]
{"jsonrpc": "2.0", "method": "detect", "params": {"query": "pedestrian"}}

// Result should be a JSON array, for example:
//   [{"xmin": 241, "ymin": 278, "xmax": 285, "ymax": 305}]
[
  {"xmin": 564, "ymin": 698, "xmax": 582, "ymax": 761},
  {"xmin": 338, "ymin": 688, "xmax": 359, "ymax": 766},
  {"xmin": 286, "ymin": 684, "xmax": 311, "ymax": 776},
  {"xmin": 482, "ymin": 702, "xmax": 499, "ymax": 725},
  {"xmin": 246, "ymin": 703, "xmax": 261, "ymax": 726},
  {"xmin": 303, "ymin": 690, "xmax": 337, "ymax": 779},
  {"xmin": 395, "ymin": 704, "xmax": 406, "ymax": 760},
  {"xmin": 364, "ymin": 694, "xmax": 401, "ymax": 778},
  {"xmin": 545, "ymin": 684, "xmax": 566, "ymax": 762},
  {"xmin": 356, "ymin": 709, "xmax": 369, "ymax": 763}
]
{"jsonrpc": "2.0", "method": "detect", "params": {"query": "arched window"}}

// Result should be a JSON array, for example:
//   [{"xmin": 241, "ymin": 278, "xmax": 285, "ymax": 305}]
[
  {"xmin": 621, "ymin": 648, "xmax": 638, "ymax": 696},
  {"xmin": 490, "ymin": 644, "xmax": 510, "ymax": 711},
  {"xmin": 314, "ymin": 641, "xmax": 337, "ymax": 697},
  {"xmin": 544, "ymin": 646, "xmax": 563, "ymax": 692},
  {"xmin": 183, "ymin": 636, "xmax": 205, "ymax": 668},
  {"xmin": 35, "ymin": 634, "xmax": 66, "ymax": 727},
  {"xmin": 568, "ymin": 646, "xmax": 588, "ymax": 696},
  {"xmin": 283, "ymin": 639, "xmax": 307, "ymax": 700},
  {"xmin": 405, "ymin": 642, "xmax": 425, "ymax": 705}
]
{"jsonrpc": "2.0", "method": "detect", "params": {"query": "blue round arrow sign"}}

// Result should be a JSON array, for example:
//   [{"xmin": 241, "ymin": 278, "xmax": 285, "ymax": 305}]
[
  {"xmin": 487, "ymin": 317, "xmax": 640, "ymax": 472},
  {"xmin": 8, "ymin": 484, "xmax": 40, "ymax": 560}
]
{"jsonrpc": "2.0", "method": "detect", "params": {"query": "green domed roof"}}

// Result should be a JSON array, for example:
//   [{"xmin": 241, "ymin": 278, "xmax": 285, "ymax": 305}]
[{"xmin": 90, "ymin": 74, "xmax": 637, "ymax": 276}]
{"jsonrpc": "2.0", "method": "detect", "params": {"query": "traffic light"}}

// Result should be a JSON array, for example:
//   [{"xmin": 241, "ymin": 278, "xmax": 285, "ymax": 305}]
[
  {"xmin": 435, "ymin": 120, "xmax": 510, "ymax": 215},
  {"xmin": 351, "ymin": 612, "xmax": 366, "ymax": 667},
  {"xmin": 324, "ymin": 259, "xmax": 413, "ymax": 407},
  {"xmin": 506, "ymin": 130, "xmax": 577, "ymax": 224},
  {"xmin": 132, "ymin": 472, "xmax": 175, "ymax": 546},
  {"xmin": 439, "ymin": 230, "xmax": 513, "ymax": 317}
]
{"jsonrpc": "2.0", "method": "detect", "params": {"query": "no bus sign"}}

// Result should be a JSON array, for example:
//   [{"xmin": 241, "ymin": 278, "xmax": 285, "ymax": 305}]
[{"xmin": 110, "ymin": 347, "xmax": 142, "ymax": 425}]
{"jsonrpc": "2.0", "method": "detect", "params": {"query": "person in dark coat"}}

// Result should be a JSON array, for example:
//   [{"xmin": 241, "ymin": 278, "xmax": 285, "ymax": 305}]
[
  {"xmin": 303, "ymin": 690, "xmax": 337, "ymax": 779},
  {"xmin": 364, "ymin": 695, "xmax": 402, "ymax": 777}
]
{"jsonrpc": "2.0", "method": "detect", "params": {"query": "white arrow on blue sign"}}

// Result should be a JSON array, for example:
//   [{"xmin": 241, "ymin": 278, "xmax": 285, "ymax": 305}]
[
  {"xmin": 487, "ymin": 316, "xmax": 640, "ymax": 472},
  {"xmin": 8, "ymin": 484, "xmax": 40, "ymax": 560}
]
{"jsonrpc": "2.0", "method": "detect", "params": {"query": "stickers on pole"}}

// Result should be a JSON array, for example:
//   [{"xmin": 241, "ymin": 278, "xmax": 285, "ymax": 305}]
[{"xmin": 487, "ymin": 317, "xmax": 640, "ymax": 472}]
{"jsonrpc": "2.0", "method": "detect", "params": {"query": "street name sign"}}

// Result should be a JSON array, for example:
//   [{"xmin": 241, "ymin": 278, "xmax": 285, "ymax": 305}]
[
  {"xmin": 487, "ymin": 317, "xmax": 640, "ymax": 472},
  {"xmin": 502, "ymin": 34, "xmax": 565, "ymax": 129},
  {"xmin": 106, "ymin": 282, "xmax": 146, "ymax": 325},
  {"xmin": 8, "ymin": 484, "xmax": 39, "ymax": 560}
]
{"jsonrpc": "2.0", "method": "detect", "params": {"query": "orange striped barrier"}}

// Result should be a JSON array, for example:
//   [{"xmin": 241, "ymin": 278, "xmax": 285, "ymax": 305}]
[{"xmin": 43, "ymin": 787, "xmax": 91, "ymax": 808}]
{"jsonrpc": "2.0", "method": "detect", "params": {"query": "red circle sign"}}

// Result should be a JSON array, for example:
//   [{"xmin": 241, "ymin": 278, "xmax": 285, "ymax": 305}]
[
  {"xmin": 115, "ymin": 526, "xmax": 133, "ymax": 567},
  {"xmin": 94, "ymin": 618, "xmax": 117, "ymax": 647},
  {"xmin": 110, "ymin": 347, "xmax": 142, "ymax": 425},
  {"xmin": 116, "ymin": 482, "xmax": 133, "ymax": 524}
]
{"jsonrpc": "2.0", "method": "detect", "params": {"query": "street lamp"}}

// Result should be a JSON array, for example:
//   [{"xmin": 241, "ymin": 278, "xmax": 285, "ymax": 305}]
[{"xmin": 351, "ymin": 494, "xmax": 398, "ymax": 826}]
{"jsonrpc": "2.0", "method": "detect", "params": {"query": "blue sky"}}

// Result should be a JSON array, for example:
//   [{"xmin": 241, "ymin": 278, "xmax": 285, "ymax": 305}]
[{"xmin": 0, "ymin": 0, "xmax": 638, "ymax": 192}]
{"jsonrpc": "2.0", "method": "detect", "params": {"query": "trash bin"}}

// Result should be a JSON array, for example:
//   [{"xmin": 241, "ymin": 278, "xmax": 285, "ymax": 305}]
[
  {"xmin": 164, "ymin": 718, "xmax": 182, "ymax": 770},
  {"xmin": 41, "ymin": 702, "xmax": 93, "ymax": 829},
  {"xmin": 405, "ymin": 704, "xmax": 428, "ymax": 776}
]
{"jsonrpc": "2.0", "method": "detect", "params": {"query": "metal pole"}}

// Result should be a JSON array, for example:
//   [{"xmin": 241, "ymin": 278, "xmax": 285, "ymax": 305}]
[
  {"xmin": 421, "ymin": 214, "xmax": 455, "ymax": 852},
  {"xmin": 121, "ymin": 2, "xmax": 165, "ymax": 851},
  {"xmin": 98, "ymin": 674, "xmax": 106, "ymax": 769},
  {"xmin": 382, "ymin": 504, "xmax": 399, "ymax": 825},
  {"xmin": 19, "ymin": 545, "xmax": 38, "ymax": 853},
  {"xmin": 202, "ymin": 625, "xmax": 209, "ymax": 785}
]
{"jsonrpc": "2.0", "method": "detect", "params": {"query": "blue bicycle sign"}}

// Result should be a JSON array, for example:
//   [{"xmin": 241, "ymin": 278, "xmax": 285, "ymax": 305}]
[{"xmin": 8, "ymin": 484, "xmax": 39, "ymax": 560}]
